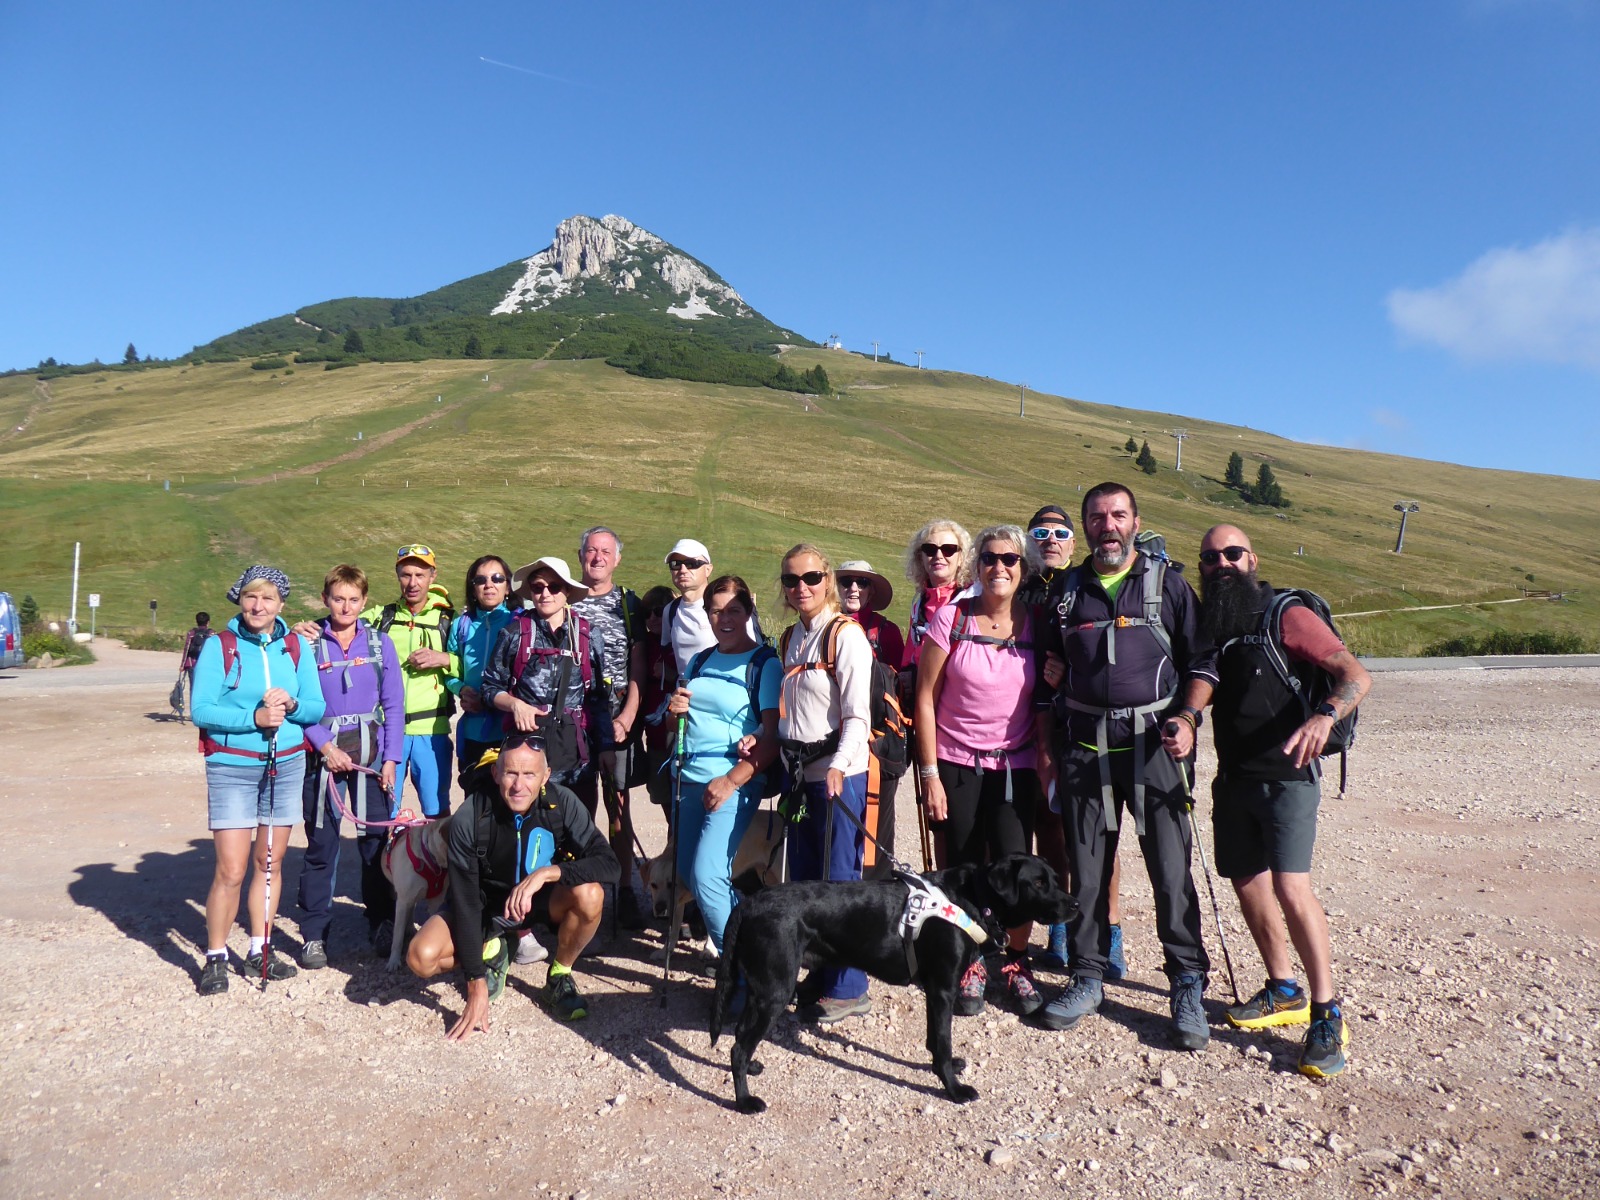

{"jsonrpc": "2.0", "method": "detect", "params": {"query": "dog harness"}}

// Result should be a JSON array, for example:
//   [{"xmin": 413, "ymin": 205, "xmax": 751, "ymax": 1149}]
[
  {"xmin": 895, "ymin": 870, "xmax": 988, "ymax": 977},
  {"xmin": 384, "ymin": 826, "xmax": 449, "ymax": 901}
]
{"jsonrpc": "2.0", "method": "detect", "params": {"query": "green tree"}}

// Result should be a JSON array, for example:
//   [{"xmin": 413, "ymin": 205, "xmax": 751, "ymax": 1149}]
[
  {"xmin": 20, "ymin": 594, "xmax": 40, "ymax": 626},
  {"xmin": 1225, "ymin": 451, "xmax": 1245, "ymax": 488},
  {"xmin": 123, "ymin": 342, "xmax": 139, "ymax": 364},
  {"xmin": 463, "ymin": 333, "xmax": 484, "ymax": 358},
  {"xmin": 1136, "ymin": 440, "xmax": 1157, "ymax": 474},
  {"xmin": 1252, "ymin": 462, "xmax": 1284, "ymax": 507},
  {"xmin": 343, "ymin": 330, "xmax": 366, "ymax": 354},
  {"xmin": 1124, "ymin": 436, "xmax": 1139, "ymax": 455}
]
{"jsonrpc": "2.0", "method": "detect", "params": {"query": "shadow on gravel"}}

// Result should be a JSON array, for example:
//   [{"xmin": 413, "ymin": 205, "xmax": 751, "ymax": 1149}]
[{"xmin": 143, "ymin": 711, "xmax": 186, "ymax": 724}]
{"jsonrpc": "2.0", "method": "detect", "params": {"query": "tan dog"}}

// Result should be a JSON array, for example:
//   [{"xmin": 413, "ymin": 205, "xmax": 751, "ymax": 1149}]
[
  {"xmin": 380, "ymin": 814, "xmax": 454, "ymax": 969},
  {"xmin": 646, "ymin": 805, "xmax": 787, "ymax": 960}
]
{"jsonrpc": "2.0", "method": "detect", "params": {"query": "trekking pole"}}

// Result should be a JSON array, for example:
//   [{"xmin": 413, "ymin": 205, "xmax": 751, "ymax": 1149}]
[
  {"xmin": 913, "ymin": 767, "xmax": 934, "ymax": 872},
  {"xmin": 260, "ymin": 731, "xmax": 278, "ymax": 988},
  {"xmin": 1176, "ymin": 753, "xmax": 1240, "ymax": 1005},
  {"xmin": 659, "ymin": 713, "xmax": 687, "ymax": 1009}
]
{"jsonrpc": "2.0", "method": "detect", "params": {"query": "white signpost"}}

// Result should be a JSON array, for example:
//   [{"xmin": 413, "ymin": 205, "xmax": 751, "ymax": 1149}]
[{"xmin": 88, "ymin": 593, "xmax": 100, "ymax": 639}]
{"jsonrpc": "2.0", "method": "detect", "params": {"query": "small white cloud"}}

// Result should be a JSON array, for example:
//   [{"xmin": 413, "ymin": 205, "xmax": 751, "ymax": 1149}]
[
  {"xmin": 1369, "ymin": 407, "xmax": 1411, "ymax": 432},
  {"xmin": 1387, "ymin": 227, "xmax": 1600, "ymax": 370}
]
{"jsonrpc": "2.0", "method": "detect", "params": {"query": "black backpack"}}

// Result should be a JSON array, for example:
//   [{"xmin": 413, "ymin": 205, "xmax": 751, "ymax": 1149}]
[{"xmin": 1251, "ymin": 589, "xmax": 1359, "ymax": 793}]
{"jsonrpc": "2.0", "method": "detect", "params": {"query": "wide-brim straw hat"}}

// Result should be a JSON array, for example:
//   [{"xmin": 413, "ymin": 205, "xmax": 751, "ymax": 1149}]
[
  {"xmin": 511, "ymin": 556, "xmax": 590, "ymax": 604},
  {"xmin": 836, "ymin": 560, "xmax": 893, "ymax": 612}
]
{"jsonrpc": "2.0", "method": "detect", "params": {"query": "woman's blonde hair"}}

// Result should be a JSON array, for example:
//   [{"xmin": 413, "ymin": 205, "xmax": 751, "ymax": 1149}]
[
  {"xmin": 238, "ymin": 577, "xmax": 282, "ymax": 601},
  {"xmin": 778, "ymin": 543, "xmax": 840, "ymax": 616},
  {"xmin": 903, "ymin": 518, "xmax": 973, "ymax": 589},
  {"xmin": 968, "ymin": 523, "xmax": 1038, "ymax": 583}
]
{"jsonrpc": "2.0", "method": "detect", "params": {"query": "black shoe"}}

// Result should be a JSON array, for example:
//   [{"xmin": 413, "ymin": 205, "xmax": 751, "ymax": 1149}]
[
  {"xmin": 198, "ymin": 957, "xmax": 229, "ymax": 996},
  {"xmin": 244, "ymin": 950, "xmax": 298, "ymax": 982},
  {"xmin": 300, "ymin": 940, "xmax": 328, "ymax": 970},
  {"xmin": 542, "ymin": 970, "xmax": 588, "ymax": 1021}
]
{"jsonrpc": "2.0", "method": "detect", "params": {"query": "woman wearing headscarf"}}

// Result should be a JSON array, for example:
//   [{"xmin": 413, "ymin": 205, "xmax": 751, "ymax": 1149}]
[
  {"xmin": 914, "ymin": 525, "xmax": 1047, "ymax": 1017},
  {"xmin": 191, "ymin": 565, "xmax": 325, "ymax": 995},
  {"xmin": 777, "ymin": 544, "xmax": 874, "ymax": 1024},
  {"xmin": 447, "ymin": 553, "xmax": 517, "ymax": 779}
]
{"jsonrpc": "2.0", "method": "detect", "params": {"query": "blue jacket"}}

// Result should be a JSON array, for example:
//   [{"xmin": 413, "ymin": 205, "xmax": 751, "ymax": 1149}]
[
  {"xmin": 447, "ymin": 602, "xmax": 516, "ymax": 745},
  {"xmin": 192, "ymin": 615, "xmax": 326, "ymax": 763}
]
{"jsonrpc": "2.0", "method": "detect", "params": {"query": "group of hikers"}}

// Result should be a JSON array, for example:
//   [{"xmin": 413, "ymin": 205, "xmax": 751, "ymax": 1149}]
[{"xmin": 186, "ymin": 480, "xmax": 1371, "ymax": 1078}]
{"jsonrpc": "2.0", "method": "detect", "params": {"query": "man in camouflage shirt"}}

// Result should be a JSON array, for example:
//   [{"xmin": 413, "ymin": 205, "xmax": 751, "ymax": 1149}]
[{"xmin": 570, "ymin": 526, "xmax": 646, "ymax": 926}]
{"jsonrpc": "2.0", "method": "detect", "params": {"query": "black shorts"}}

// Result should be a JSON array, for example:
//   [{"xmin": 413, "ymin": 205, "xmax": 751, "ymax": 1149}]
[
  {"xmin": 486, "ymin": 886, "xmax": 558, "ymax": 939},
  {"xmin": 1211, "ymin": 775, "xmax": 1320, "ymax": 878}
]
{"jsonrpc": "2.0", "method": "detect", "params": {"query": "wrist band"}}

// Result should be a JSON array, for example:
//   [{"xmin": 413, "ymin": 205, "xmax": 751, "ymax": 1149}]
[{"xmin": 918, "ymin": 764, "xmax": 939, "ymax": 780}]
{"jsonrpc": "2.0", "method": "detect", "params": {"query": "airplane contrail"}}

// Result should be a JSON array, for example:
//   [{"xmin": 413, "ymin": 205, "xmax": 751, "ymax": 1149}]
[{"xmin": 479, "ymin": 56, "xmax": 581, "ymax": 86}]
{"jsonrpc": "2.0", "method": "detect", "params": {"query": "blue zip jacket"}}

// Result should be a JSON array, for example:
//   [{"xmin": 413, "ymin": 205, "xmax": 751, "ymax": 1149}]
[
  {"xmin": 446, "ymin": 602, "xmax": 516, "ymax": 745},
  {"xmin": 192, "ymin": 614, "xmax": 326, "ymax": 762}
]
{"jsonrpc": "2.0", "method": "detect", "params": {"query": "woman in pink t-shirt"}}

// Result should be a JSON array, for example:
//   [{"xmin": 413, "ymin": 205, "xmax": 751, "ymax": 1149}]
[{"xmin": 914, "ymin": 523, "xmax": 1047, "ymax": 1019}]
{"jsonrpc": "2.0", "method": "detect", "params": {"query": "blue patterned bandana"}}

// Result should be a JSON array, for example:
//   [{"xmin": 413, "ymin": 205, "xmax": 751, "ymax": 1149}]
[{"xmin": 227, "ymin": 564, "xmax": 292, "ymax": 604}]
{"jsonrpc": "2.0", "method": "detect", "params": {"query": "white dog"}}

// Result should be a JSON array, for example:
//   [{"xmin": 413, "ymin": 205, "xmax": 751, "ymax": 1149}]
[{"xmin": 380, "ymin": 815, "xmax": 453, "ymax": 969}]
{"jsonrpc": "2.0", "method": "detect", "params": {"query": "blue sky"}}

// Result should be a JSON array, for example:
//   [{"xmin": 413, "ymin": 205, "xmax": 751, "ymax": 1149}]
[{"xmin": 4, "ymin": 1, "xmax": 1598, "ymax": 478}]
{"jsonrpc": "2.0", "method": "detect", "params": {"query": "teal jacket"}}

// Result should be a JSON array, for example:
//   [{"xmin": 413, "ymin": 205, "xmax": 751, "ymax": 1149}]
[
  {"xmin": 192, "ymin": 615, "xmax": 326, "ymax": 762},
  {"xmin": 447, "ymin": 601, "xmax": 516, "ymax": 745}
]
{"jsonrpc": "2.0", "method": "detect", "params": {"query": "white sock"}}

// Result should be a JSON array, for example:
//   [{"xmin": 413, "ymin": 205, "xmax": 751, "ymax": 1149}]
[
  {"xmin": 248, "ymin": 937, "xmax": 265, "ymax": 957},
  {"xmin": 206, "ymin": 948, "xmax": 227, "ymax": 960}
]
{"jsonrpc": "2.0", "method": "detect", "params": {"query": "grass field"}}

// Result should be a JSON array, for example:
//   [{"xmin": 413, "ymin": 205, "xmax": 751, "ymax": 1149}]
[{"xmin": 2, "ymin": 352, "xmax": 1596, "ymax": 656}]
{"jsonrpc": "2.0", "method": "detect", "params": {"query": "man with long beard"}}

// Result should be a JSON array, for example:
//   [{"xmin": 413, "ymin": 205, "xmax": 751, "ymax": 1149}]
[{"xmin": 1175, "ymin": 524, "xmax": 1371, "ymax": 1077}]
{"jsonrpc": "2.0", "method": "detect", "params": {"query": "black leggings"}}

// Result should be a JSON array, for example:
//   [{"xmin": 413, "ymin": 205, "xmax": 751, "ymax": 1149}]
[{"xmin": 932, "ymin": 760, "xmax": 1039, "ymax": 869}]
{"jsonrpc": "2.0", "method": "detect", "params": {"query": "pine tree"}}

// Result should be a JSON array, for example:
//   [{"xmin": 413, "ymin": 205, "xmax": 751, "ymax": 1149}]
[
  {"xmin": 1253, "ymin": 462, "xmax": 1284, "ymax": 507},
  {"xmin": 463, "ymin": 333, "xmax": 484, "ymax": 358},
  {"xmin": 1125, "ymin": 436, "xmax": 1140, "ymax": 455},
  {"xmin": 343, "ymin": 330, "xmax": 366, "ymax": 354},
  {"xmin": 1136, "ymin": 440, "xmax": 1158, "ymax": 474},
  {"xmin": 20, "ymin": 594, "xmax": 40, "ymax": 626},
  {"xmin": 1225, "ymin": 451, "xmax": 1245, "ymax": 488},
  {"xmin": 123, "ymin": 343, "xmax": 139, "ymax": 364}
]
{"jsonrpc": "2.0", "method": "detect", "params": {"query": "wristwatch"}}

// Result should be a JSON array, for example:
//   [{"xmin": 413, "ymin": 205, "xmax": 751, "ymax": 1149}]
[{"xmin": 1314, "ymin": 701, "xmax": 1338, "ymax": 720}]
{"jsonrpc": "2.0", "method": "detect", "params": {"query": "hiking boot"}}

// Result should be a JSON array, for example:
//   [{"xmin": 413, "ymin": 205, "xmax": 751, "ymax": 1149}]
[
  {"xmin": 483, "ymin": 935, "xmax": 509, "ymax": 1003},
  {"xmin": 997, "ymin": 953, "xmax": 1044, "ymax": 1017},
  {"xmin": 1035, "ymin": 921, "xmax": 1070, "ymax": 970},
  {"xmin": 956, "ymin": 958, "xmax": 988, "ymax": 1017},
  {"xmin": 1299, "ymin": 1009, "xmax": 1350, "ymax": 1079},
  {"xmin": 198, "ymin": 957, "xmax": 229, "ymax": 996},
  {"xmin": 1226, "ymin": 981, "xmax": 1310, "ymax": 1030},
  {"xmin": 542, "ymin": 970, "xmax": 588, "ymax": 1021},
  {"xmin": 806, "ymin": 994, "xmax": 872, "ymax": 1025},
  {"xmin": 245, "ymin": 950, "xmax": 298, "ymax": 982},
  {"xmin": 300, "ymin": 940, "xmax": 328, "ymax": 970},
  {"xmin": 616, "ymin": 887, "xmax": 646, "ymax": 931},
  {"xmin": 1105, "ymin": 923, "xmax": 1127, "ymax": 981},
  {"xmin": 514, "ymin": 931, "xmax": 549, "ymax": 965},
  {"xmin": 1169, "ymin": 972, "xmax": 1209, "ymax": 1051},
  {"xmin": 1035, "ymin": 976, "xmax": 1103, "ymax": 1031}
]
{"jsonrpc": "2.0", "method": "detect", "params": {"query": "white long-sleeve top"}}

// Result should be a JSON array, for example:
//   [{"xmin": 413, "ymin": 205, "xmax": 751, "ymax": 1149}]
[{"xmin": 778, "ymin": 609, "xmax": 872, "ymax": 781}]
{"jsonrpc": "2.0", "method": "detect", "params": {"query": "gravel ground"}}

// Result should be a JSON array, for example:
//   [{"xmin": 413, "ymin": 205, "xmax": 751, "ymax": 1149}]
[{"xmin": 1, "ymin": 643, "xmax": 1596, "ymax": 1199}]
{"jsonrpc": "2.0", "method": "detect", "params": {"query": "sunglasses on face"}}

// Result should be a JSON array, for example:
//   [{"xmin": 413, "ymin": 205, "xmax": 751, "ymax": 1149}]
[
  {"xmin": 979, "ymin": 551, "xmax": 1022, "ymax": 567},
  {"xmin": 668, "ymin": 558, "xmax": 707, "ymax": 571},
  {"xmin": 1198, "ymin": 546, "xmax": 1250, "ymax": 566},
  {"xmin": 472, "ymin": 573, "xmax": 507, "ymax": 586},
  {"xmin": 524, "ymin": 581, "xmax": 562, "ymax": 596},
  {"xmin": 838, "ymin": 576, "xmax": 873, "ymax": 591},
  {"xmin": 1029, "ymin": 527, "xmax": 1074, "ymax": 542},
  {"xmin": 780, "ymin": 571, "xmax": 827, "ymax": 589},
  {"xmin": 920, "ymin": 543, "xmax": 960, "ymax": 559}
]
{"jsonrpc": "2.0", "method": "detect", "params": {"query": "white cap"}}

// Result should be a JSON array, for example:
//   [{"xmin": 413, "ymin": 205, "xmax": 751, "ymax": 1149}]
[{"xmin": 664, "ymin": 538, "xmax": 711, "ymax": 565}]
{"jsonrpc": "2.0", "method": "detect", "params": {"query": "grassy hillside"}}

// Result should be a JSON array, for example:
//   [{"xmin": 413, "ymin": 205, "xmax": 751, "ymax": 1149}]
[{"xmin": 2, "ymin": 353, "xmax": 1596, "ymax": 656}]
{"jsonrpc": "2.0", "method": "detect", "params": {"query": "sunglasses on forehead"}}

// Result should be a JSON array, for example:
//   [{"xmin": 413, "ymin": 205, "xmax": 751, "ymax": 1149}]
[
  {"xmin": 919, "ymin": 542, "xmax": 960, "ymax": 559},
  {"xmin": 1029, "ymin": 527, "xmax": 1074, "ymax": 542},
  {"xmin": 1198, "ymin": 546, "xmax": 1250, "ymax": 565},
  {"xmin": 397, "ymin": 544, "xmax": 433, "ymax": 560},
  {"xmin": 780, "ymin": 570, "xmax": 827, "ymax": 588}
]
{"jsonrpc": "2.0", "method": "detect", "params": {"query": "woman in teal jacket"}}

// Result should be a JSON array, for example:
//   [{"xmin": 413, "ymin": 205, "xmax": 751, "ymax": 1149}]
[
  {"xmin": 446, "ymin": 553, "xmax": 516, "ymax": 780},
  {"xmin": 191, "ymin": 565, "xmax": 325, "ymax": 995}
]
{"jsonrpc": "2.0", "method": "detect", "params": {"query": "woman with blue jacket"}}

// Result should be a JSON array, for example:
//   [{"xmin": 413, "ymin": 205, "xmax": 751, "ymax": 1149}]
[
  {"xmin": 191, "ymin": 565, "xmax": 325, "ymax": 995},
  {"xmin": 447, "ymin": 554, "xmax": 516, "ymax": 779}
]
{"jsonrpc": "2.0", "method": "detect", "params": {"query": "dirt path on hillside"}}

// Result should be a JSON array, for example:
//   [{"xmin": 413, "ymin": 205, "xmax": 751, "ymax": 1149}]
[
  {"xmin": 0, "ymin": 378, "xmax": 52, "ymax": 446},
  {"xmin": 0, "ymin": 649, "xmax": 1596, "ymax": 1199}
]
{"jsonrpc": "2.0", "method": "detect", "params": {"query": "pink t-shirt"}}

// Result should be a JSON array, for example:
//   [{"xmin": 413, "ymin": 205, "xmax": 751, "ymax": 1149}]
[{"xmin": 925, "ymin": 601, "xmax": 1037, "ymax": 769}]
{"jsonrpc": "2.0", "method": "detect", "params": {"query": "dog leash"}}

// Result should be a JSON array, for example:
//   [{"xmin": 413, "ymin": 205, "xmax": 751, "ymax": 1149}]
[{"xmin": 322, "ymin": 764, "xmax": 427, "ymax": 829}]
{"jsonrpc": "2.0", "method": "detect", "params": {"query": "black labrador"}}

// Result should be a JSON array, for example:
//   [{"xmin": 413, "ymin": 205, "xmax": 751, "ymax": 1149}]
[{"xmin": 710, "ymin": 853, "xmax": 1076, "ymax": 1114}]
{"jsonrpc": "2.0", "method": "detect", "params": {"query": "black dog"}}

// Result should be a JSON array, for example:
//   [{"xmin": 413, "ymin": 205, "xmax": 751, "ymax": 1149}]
[{"xmin": 710, "ymin": 853, "xmax": 1076, "ymax": 1114}]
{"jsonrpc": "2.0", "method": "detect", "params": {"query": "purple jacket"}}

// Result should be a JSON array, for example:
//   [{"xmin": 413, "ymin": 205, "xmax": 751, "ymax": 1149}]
[{"xmin": 303, "ymin": 618, "xmax": 405, "ymax": 766}]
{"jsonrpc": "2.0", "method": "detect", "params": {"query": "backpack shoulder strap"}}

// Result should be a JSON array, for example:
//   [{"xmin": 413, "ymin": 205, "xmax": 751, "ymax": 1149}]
[
  {"xmin": 778, "ymin": 623, "xmax": 795, "ymax": 660},
  {"xmin": 218, "ymin": 630, "xmax": 239, "ymax": 683},
  {"xmin": 377, "ymin": 603, "xmax": 399, "ymax": 634},
  {"xmin": 1258, "ymin": 590, "xmax": 1307, "ymax": 700},
  {"xmin": 511, "ymin": 612, "xmax": 536, "ymax": 682},
  {"xmin": 685, "ymin": 645, "xmax": 715, "ymax": 682},
  {"xmin": 620, "ymin": 589, "xmax": 638, "ymax": 644},
  {"xmin": 1141, "ymin": 557, "xmax": 1173, "ymax": 661},
  {"xmin": 746, "ymin": 643, "xmax": 778, "ymax": 713},
  {"xmin": 364, "ymin": 623, "xmax": 385, "ymax": 691},
  {"xmin": 571, "ymin": 613, "xmax": 593, "ymax": 689}
]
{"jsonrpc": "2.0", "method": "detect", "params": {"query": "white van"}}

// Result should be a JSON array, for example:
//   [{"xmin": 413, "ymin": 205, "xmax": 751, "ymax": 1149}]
[{"xmin": 0, "ymin": 592, "xmax": 23, "ymax": 669}]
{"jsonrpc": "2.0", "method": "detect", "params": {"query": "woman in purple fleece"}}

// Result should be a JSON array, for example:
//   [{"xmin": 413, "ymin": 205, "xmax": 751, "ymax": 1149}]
[{"xmin": 295, "ymin": 564, "xmax": 406, "ymax": 969}]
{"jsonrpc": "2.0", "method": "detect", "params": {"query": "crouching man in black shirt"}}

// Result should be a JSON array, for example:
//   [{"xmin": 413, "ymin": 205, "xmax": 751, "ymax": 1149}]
[{"xmin": 407, "ymin": 734, "xmax": 619, "ymax": 1038}]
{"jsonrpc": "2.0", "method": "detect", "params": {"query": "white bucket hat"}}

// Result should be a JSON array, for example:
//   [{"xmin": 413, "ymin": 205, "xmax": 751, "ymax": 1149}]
[{"xmin": 511, "ymin": 556, "xmax": 590, "ymax": 604}]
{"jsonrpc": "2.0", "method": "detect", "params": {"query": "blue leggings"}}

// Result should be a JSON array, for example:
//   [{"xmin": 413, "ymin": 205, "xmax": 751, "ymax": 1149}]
[
  {"xmin": 397, "ymin": 733, "xmax": 452, "ymax": 818},
  {"xmin": 674, "ymin": 779, "xmax": 760, "ymax": 953},
  {"xmin": 786, "ymin": 772, "xmax": 868, "ymax": 1000}
]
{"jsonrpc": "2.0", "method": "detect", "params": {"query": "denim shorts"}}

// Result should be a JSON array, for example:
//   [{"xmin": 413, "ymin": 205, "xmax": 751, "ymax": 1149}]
[{"xmin": 206, "ymin": 753, "xmax": 306, "ymax": 830}]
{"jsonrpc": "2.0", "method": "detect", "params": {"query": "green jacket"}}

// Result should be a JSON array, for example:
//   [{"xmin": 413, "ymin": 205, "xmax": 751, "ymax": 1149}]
[{"xmin": 360, "ymin": 586, "xmax": 459, "ymax": 736}]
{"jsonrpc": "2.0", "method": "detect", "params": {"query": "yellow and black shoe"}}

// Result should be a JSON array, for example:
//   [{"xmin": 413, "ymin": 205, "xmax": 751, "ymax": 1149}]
[
  {"xmin": 542, "ymin": 967, "xmax": 588, "ymax": 1021},
  {"xmin": 1225, "ymin": 981, "xmax": 1310, "ymax": 1030},
  {"xmin": 482, "ymin": 935, "xmax": 510, "ymax": 1003},
  {"xmin": 1299, "ymin": 1009, "xmax": 1351, "ymax": 1079}
]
